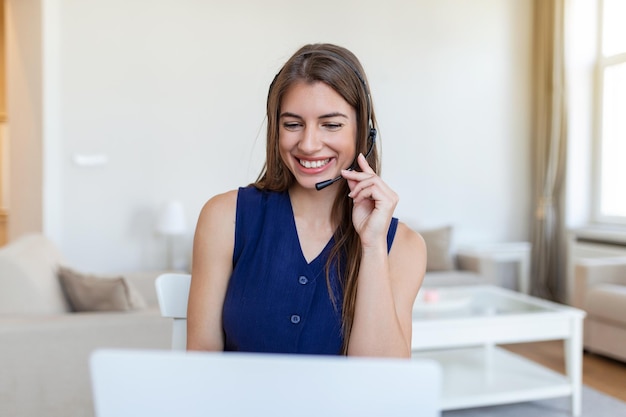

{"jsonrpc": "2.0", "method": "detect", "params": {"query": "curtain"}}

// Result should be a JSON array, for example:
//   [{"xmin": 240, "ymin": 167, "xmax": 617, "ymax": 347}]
[{"xmin": 530, "ymin": 0, "xmax": 568, "ymax": 302}]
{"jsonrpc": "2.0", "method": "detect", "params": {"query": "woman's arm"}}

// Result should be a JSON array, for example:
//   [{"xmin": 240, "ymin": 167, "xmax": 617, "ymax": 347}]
[
  {"xmin": 348, "ymin": 223, "xmax": 425, "ymax": 357},
  {"xmin": 186, "ymin": 190, "xmax": 238, "ymax": 351},
  {"xmin": 342, "ymin": 154, "xmax": 426, "ymax": 357}
]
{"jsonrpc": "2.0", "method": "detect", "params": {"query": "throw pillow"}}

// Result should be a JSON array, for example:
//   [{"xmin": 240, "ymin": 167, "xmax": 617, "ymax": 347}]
[
  {"xmin": 419, "ymin": 226, "xmax": 455, "ymax": 271},
  {"xmin": 57, "ymin": 266, "xmax": 147, "ymax": 312}
]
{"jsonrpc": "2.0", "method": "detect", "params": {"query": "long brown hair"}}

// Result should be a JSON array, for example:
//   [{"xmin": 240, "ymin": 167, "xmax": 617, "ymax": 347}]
[{"xmin": 253, "ymin": 43, "xmax": 379, "ymax": 354}]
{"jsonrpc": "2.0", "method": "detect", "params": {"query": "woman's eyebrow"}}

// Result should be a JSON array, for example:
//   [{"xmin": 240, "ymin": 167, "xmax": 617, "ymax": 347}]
[
  {"xmin": 319, "ymin": 112, "xmax": 349, "ymax": 119},
  {"xmin": 279, "ymin": 111, "xmax": 349, "ymax": 119},
  {"xmin": 279, "ymin": 112, "xmax": 302, "ymax": 119}
]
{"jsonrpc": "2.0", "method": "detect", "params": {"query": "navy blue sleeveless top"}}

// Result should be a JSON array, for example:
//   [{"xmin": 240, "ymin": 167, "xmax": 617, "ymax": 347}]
[{"xmin": 222, "ymin": 186, "xmax": 399, "ymax": 355}]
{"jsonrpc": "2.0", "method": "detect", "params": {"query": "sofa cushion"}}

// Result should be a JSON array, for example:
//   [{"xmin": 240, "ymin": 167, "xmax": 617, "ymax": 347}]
[
  {"xmin": 584, "ymin": 284, "xmax": 626, "ymax": 325},
  {"xmin": 58, "ymin": 267, "xmax": 147, "ymax": 312},
  {"xmin": 419, "ymin": 226, "xmax": 455, "ymax": 271},
  {"xmin": 0, "ymin": 234, "xmax": 71, "ymax": 314}
]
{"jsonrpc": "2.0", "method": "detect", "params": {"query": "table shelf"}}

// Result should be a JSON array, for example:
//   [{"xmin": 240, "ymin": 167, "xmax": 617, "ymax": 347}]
[{"xmin": 412, "ymin": 346, "xmax": 572, "ymax": 410}]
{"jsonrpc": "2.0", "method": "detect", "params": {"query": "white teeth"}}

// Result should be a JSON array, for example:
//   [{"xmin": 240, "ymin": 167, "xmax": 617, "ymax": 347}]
[{"xmin": 299, "ymin": 158, "xmax": 330, "ymax": 169}]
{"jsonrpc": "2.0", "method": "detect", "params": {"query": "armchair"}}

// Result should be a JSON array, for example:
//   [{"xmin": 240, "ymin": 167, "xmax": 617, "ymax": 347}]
[{"xmin": 572, "ymin": 257, "xmax": 626, "ymax": 362}]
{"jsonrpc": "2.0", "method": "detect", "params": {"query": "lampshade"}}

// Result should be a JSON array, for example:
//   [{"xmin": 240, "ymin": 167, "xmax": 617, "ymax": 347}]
[{"xmin": 156, "ymin": 200, "xmax": 187, "ymax": 235}]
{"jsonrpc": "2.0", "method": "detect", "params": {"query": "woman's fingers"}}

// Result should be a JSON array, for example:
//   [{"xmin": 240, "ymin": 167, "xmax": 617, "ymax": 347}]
[
  {"xmin": 356, "ymin": 153, "xmax": 375, "ymax": 173},
  {"xmin": 342, "ymin": 155, "xmax": 374, "ymax": 192},
  {"xmin": 342, "ymin": 160, "xmax": 398, "ymax": 207},
  {"xmin": 348, "ymin": 177, "xmax": 381, "ymax": 203}
]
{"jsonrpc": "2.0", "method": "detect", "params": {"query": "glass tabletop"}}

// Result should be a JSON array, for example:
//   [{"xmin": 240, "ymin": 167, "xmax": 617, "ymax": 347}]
[{"xmin": 412, "ymin": 286, "xmax": 562, "ymax": 321}]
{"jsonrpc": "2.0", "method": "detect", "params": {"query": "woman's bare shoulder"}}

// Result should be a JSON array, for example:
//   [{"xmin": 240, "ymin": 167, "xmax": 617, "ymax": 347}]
[
  {"xmin": 200, "ymin": 189, "xmax": 238, "ymax": 216},
  {"xmin": 194, "ymin": 189, "xmax": 239, "ymax": 244},
  {"xmin": 395, "ymin": 222, "xmax": 426, "ymax": 253},
  {"xmin": 390, "ymin": 221, "xmax": 427, "ymax": 282}
]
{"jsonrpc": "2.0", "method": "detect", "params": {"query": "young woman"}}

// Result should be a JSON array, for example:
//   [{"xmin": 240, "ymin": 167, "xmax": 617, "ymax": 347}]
[{"xmin": 187, "ymin": 43, "xmax": 426, "ymax": 357}]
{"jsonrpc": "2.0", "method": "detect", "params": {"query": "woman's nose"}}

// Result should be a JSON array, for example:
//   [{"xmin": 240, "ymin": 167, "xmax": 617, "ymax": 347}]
[{"xmin": 298, "ymin": 126, "xmax": 323, "ymax": 154}]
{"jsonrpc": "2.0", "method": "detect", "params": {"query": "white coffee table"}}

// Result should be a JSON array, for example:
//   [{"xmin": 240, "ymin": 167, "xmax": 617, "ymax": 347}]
[{"xmin": 411, "ymin": 285, "xmax": 586, "ymax": 416}]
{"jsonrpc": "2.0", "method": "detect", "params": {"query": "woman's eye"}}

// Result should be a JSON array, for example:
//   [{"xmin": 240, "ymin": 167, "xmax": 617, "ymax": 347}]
[
  {"xmin": 283, "ymin": 122, "xmax": 302, "ymax": 130},
  {"xmin": 323, "ymin": 123, "xmax": 343, "ymax": 131}
]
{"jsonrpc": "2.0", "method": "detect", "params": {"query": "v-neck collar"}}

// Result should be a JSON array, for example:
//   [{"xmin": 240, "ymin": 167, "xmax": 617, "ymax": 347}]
[{"xmin": 284, "ymin": 192, "xmax": 335, "ymax": 267}]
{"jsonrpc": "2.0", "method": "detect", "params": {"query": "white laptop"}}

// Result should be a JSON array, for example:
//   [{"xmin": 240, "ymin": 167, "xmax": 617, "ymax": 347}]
[{"xmin": 90, "ymin": 349, "xmax": 441, "ymax": 417}]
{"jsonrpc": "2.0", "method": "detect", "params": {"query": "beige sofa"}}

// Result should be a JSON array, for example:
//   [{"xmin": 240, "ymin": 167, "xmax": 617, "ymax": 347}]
[
  {"xmin": 572, "ymin": 257, "xmax": 626, "ymax": 362},
  {"xmin": 0, "ymin": 234, "xmax": 171, "ymax": 417}
]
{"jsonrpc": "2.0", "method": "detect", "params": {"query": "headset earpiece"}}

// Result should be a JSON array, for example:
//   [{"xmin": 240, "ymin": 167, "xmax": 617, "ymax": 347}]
[{"xmin": 369, "ymin": 128, "xmax": 377, "ymax": 142}]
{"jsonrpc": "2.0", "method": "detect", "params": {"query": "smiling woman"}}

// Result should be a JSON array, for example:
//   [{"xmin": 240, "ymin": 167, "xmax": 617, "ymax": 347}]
[{"xmin": 186, "ymin": 43, "xmax": 427, "ymax": 357}]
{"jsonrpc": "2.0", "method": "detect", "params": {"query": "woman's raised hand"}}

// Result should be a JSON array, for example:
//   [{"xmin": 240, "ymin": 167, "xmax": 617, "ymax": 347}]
[{"xmin": 342, "ymin": 153, "xmax": 398, "ymax": 247}]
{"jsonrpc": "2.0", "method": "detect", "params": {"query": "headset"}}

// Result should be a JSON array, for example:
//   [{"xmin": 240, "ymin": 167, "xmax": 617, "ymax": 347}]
[{"xmin": 270, "ymin": 49, "xmax": 377, "ymax": 191}]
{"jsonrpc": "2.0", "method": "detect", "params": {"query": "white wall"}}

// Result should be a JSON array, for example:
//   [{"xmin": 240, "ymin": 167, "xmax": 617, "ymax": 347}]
[{"xmin": 31, "ymin": 0, "xmax": 531, "ymax": 273}]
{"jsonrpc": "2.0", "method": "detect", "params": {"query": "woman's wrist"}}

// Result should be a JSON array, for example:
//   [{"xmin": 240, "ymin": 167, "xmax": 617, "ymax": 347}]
[{"xmin": 360, "ymin": 240, "xmax": 387, "ymax": 256}]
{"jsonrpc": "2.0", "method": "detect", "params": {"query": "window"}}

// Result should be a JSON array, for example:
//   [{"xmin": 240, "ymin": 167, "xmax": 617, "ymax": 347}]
[{"xmin": 594, "ymin": 0, "xmax": 626, "ymax": 223}]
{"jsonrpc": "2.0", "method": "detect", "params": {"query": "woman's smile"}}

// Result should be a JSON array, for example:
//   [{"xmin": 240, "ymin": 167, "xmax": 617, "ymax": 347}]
[{"xmin": 298, "ymin": 158, "xmax": 331, "ymax": 169}]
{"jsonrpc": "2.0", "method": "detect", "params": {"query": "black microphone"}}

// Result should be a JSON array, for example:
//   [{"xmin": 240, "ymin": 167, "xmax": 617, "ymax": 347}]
[{"xmin": 315, "ymin": 129, "xmax": 376, "ymax": 191}]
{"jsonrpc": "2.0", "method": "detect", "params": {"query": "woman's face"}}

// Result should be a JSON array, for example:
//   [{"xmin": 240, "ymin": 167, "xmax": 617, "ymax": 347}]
[{"xmin": 278, "ymin": 81, "xmax": 357, "ymax": 191}]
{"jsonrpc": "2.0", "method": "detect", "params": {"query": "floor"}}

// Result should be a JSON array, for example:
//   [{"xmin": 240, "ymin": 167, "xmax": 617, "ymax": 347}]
[{"xmin": 502, "ymin": 341, "xmax": 626, "ymax": 402}]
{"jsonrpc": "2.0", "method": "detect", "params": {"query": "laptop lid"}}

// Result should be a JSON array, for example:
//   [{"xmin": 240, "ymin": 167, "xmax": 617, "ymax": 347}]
[{"xmin": 90, "ymin": 349, "xmax": 441, "ymax": 417}]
